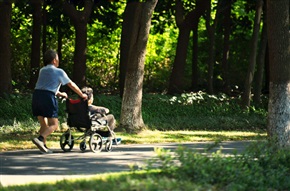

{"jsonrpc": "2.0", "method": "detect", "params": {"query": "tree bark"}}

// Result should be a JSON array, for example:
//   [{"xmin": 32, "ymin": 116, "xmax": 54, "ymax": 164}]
[
  {"xmin": 221, "ymin": 0, "xmax": 231, "ymax": 95},
  {"xmin": 168, "ymin": 0, "xmax": 208, "ymax": 94},
  {"xmin": 204, "ymin": 0, "xmax": 222, "ymax": 94},
  {"xmin": 62, "ymin": 0, "xmax": 93, "ymax": 87},
  {"xmin": 120, "ymin": 0, "xmax": 158, "ymax": 133},
  {"xmin": 191, "ymin": 24, "xmax": 199, "ymax": 91},
  {"xmin": 267, "ymin": 0, "xmax": 290, "ymax": 147},
  {"xmin": 28, "ymin": 0, "xmax": 42, "ymax": 89},
  {"xmin": 253, "ymin": 3, "xmax": 267, "ymax": 103},
  {"xmin": 42, "ymin": 0, "xmax": 47, "ymax": 55},
  {"xmin": 0, "ymin": 2, "xmax": 12, "ymax": 96},
  {"xmin": 242, "ymin": 0, "xmax": 263, "ymax": 107},
  {"xmin": 119, "ymin": 2, "xmax": 136, "ymax": 97}
]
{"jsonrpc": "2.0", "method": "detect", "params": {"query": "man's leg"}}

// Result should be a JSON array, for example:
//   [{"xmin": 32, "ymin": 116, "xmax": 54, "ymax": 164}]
[
  {"xmin": 41, "ymin": 117, "xmax": 59, "ymax": 139},
  {"xmin": 38, "ymin": 116, "xmax": 48, "ymax": 144},
  {"xmin": 33, "ymin": 117, "xmax": 59, "ymax": 153}
]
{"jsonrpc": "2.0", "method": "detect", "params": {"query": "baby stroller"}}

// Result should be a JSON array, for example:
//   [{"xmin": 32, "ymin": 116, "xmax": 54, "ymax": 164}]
[{"xmin": 60, "ymin": 98, "xmax": 121, "ymax": 153}]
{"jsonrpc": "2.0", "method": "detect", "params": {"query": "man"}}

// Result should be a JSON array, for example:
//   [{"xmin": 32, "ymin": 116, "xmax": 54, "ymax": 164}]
[
  {"xmin": 81, "ymin": 86, "xmax": 116, "ymax": 131},
  {"xmin": 32, "ymin": 49, "xmax": 87, "ymax": 153}
]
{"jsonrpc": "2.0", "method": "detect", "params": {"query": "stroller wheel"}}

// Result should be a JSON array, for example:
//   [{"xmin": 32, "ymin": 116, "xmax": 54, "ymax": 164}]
[
  {"xmin": 89, "ymin": 133, "xmax": 102, "ymax": 153},
  {"xmin": 105, "ymin": 139, "xmax": 113, "ymax": 152},
  {"xmin": 80, "ymin": 141, "xmax": 87, "ymax": 152},
  {"xmin": 60, "ymin": 132, "xmax": 74, "ymax": 152}
]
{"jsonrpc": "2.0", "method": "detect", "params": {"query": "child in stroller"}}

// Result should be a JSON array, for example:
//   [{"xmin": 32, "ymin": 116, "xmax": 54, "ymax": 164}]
[{"xmin": 59, "ymin": 87, "xmax": 120, "ymax": 153}]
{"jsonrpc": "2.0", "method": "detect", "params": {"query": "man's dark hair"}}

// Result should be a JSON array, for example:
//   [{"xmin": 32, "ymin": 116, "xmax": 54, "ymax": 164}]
[
  {"xmin": 81, "ymin": 87, "xmax": 93, "ymax": 100},
  {"xmin": 44, "ymin": 49, "xmax": 57, "ymax": 66}
]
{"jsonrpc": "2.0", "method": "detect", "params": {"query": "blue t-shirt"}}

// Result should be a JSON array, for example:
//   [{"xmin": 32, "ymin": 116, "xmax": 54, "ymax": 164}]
[{"xmin": 35, "ymin": 64, "xmax": 71, "ymax": 94}]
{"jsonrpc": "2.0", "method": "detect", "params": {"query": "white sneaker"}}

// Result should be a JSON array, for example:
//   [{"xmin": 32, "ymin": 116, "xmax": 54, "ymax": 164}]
[{"xmin": 32, "ymin": 138, "xmax": 48, "ymax": 153}]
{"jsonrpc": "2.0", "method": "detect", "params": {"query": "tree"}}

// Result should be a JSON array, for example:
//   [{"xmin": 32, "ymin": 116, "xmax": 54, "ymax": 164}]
[
  {"xmin": 62, "ymin": 0, "xmax": 94, "ymax": 87},
  {"xmin": 204, "ymin": 0, "xmax": 222, "ymax": 94},
  {"xmin": 168, "ymin": 0, "xmax": 208, "ymax": 94},
  {"xmin": 0, "ymin": 1, "xmax": 12, "ymax": 96},
  {"xmin": 242, "ymin": 0, "xmax": 263, "ymax": 107},
  {"xmin": 253, "ymin": 3, "xmax": 267, "ymax": 103},
  {"xmin": 119, "ymin": 0, "xmax": 158, "ymax": 133},
  {"xmin": 221, "ymin": 0, "xmax": 232, "ymax": 95},
  {"xmin": 28, "ymin": 0, "xmax": 42, "ymax": 89},
  {"xmin": 267, "ymin": 0, "xmax": 290, "ymax": 147}
]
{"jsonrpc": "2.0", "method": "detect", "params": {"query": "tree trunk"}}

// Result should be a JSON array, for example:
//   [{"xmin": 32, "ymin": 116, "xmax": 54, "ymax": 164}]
[
  {"xmin": 119, "ymin": 3, "xmax": 136, "ymax": 97},
  {"xmin": 168, "ymin": 0, "xmax": 208, "ymax": 94},
  {"xmin": 221, "ymin": 0, "xmax": 231, "ymax": 95},
  {"xmin": 191, "ymin": 24, "xmax": 199, "ymax": 91},
  {"xmin": 253, "ymin": 4, "xmax": 267, "ymax": 103},
  {"xmin": 73, "ymin": 22, "xmax": 87, "ymax": 87},
  {"xmin": 204, "ymin": 0, "xmax": 222, "ymax": 94},
  {"xmin": 242, "ymin": 0, "xmax": 263, "ymax": 107},
  {"xmin": 267, "ymin": 0, "xmax": 290, "ymax": 147},
  {"xmin": 120, "ymin": 0, "xmax": 158, "ymax": 133},
  {"xmin": 0, "ymin": 2, "xmax": 12, "ymax": 96},
  {"xmin": 168, "ymin": 25, "xmax": 191, "ymax": 94},
  {"xmin": 28, "ymin": 0, "xmax": 42, "ymax": 89},
  {"xmin": 57, "ymin": 14, "xmax": 63, "ymax": 66},
  {"xmin": 42, "ymin": 0, "xmax": 47, "ymax": 55},
  {"xmin": 62, "ymin": 0, "xmax": 93, "ymax": 87}
]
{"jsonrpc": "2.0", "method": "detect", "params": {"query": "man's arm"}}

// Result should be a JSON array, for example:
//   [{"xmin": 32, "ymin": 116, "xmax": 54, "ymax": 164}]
[{"xmin": 67, "ymin": 81, "xmax": 88, "ymax": 99}]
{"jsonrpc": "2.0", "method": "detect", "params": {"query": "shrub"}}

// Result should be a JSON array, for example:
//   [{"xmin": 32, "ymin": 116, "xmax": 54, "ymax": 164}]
[{"xmin": 145, "ymin": 141, "xmax": 290, "ymax": 190}]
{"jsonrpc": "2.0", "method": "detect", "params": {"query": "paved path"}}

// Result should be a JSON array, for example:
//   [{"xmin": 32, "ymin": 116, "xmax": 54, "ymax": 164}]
[{"xmin": 0, "ymin": 141, "xmax": 253, "ymax": 187}]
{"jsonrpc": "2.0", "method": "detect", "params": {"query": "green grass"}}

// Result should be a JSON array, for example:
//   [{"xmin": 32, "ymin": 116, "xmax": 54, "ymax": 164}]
[
  {"xmin": 2, "ymin": 142, "xmax": 290, "ymax": 191},
  {"xmin": 1, "ymin": 92, "xmax": 279, "ymax": 190},
  {"xmin": 0, "ymin": 129, "xmax": 266, "ymax": 151},
  {"xmin": 0, "ymin": 92, "xmax": 267, "ymax": 151}
]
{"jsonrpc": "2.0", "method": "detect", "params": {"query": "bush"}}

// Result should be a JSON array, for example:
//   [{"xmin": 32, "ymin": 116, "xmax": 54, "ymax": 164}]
[
  {"xmin": 0, "ymin": 92, "xmax": 267, "ymax": 132},
  {"xmin": 145, "ymin": 141, "xmax": 290, "ymax": 190}
]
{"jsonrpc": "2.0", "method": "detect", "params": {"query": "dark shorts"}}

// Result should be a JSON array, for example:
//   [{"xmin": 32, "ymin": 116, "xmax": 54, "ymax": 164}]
[{"xmin": 32, "ymin": 90, "xmax": 58, "ymax": 118}]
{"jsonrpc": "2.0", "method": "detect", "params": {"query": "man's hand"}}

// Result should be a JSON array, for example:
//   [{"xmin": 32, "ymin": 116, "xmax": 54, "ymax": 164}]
[
  {"xmin": 57, "ymin": 91, "xmax": 68, "ymax": 99},
  {"xmin": 81, "ymin": 93, "xmax": 88, "ymax": 100}
]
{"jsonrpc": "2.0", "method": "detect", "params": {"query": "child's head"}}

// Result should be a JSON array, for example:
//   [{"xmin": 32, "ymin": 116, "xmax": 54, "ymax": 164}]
[{"xmin": 81, "ymin": 87, "xmax": 94, "ymax": 105}]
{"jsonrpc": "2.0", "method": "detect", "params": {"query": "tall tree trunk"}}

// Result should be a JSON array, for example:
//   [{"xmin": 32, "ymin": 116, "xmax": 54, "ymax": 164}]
[
  {"xmin": 267, "ymin": 0, "xmax": 290, "ymax": 147},
  {"xmin": 120, "ymin": 0, "xmax": 158, "ymax": 133},
  {"xmin": 168, "ymin": 0, "xmax": 208, "ymax": 94},
  {"xmin": 204, "ymin": 0, "xmax": 222, "ymax": 94},
  {"xmin": 168, "ymin": 26, "xmax": 191, "ymax": 94},
  {"xmin": 253, "ymin": 4, "xmax": 267, "ymax": 103},
  {"xmin": 0, "ymin": 2, "xmax": 12, "ymax": 96},
  {"xmin": 42, "ymin": 0, "xmax": 47, "ymax": 55},
  {"xmin": 57, "ymin": 14, "xmax": 63, "ymax": 66},
  {"xmin": 73, "ymin": 22, "xmax": 87, "ymax": 86},
  {"xmin": 191, "ymin": 24, "xmax": 199, "ymax": 91},
  {"xmin": 119, "ymin": 3, "xmax": 136, "ymax": 97},
  {"xmin": 242, "ymin": 0, "xmax": 263, "ymax": 107},
  {"xmin": 28, "ymin": 0, "xmax": 42, "ymax": 89},
  {"xmin": 264, "ymin": 44, "xmax": 270, "ymax": 93},
  {"xmin": 221, "ymin": 0, "xmax": 231, "ymax": 95},
  {"xmin": 62, "ymin": 0, "xmax": 93, "ymax": 87}
]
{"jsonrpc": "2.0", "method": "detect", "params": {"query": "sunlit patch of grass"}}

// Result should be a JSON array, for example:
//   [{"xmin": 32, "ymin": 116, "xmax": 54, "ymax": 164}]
[
  {"xmin": 113, "ymin": 130, "xmax": 266, "ymax": 144},
  {"xmin": 0, "ymin": 130, "xmax": 266, "ymax": 151}
]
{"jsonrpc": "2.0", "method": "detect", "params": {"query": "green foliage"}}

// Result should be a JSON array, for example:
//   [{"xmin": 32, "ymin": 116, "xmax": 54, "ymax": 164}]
[
  {"xmin": 142, "ymin": 92, "xmax": 267, "ymax": 131},
  {"xmin": 145, "ymin": 141, "xmax": 290, "ymax": 190},
  {"xmin": 2, "ymin": 141, "xmax": 289, "ymax": 190},
  {"xmin": 0, "ymin": 92, "xmax": 267, "ymax": 133},
  {"xmin": 9, "ymin": 0, "xmax": 260, "ymax": 93}
]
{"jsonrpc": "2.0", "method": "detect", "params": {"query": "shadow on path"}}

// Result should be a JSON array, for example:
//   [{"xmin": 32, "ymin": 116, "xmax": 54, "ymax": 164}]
[{"xmin": 0, "ymin": 141, "xmax": 254, "ymax": 186}]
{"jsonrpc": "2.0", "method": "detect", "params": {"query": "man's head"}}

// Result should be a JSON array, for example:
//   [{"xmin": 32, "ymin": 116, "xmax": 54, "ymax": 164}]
[
  {"xmin": 81, "ymin": 87, "xmax": 94, "ymax": 104},
  {"xmin": 44, "ymin": 49, "xmax": 59, "ymax": 66}
]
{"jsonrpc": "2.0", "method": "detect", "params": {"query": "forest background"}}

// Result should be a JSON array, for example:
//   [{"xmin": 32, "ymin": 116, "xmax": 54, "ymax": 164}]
[
  {"xmin": 1, "ymin": 0, "xmax": 267, "ymax": 100},
  {"xmin": 1, "ymin": 0, "xmax": 288, "ymax": 142}
]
